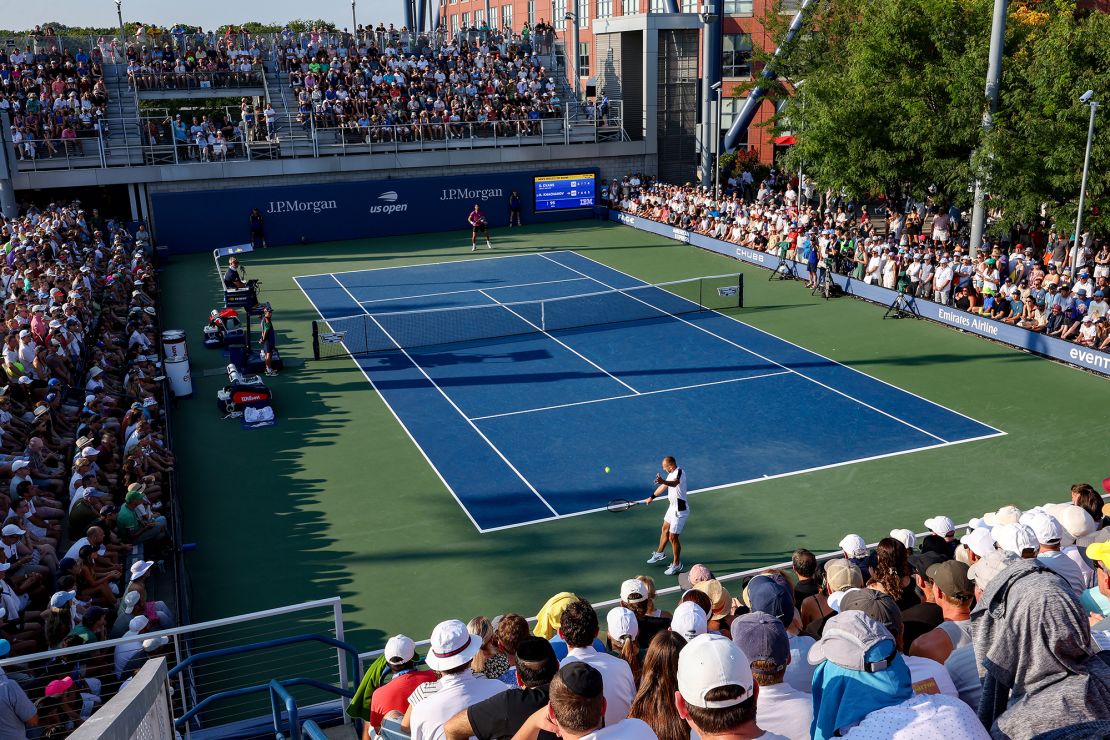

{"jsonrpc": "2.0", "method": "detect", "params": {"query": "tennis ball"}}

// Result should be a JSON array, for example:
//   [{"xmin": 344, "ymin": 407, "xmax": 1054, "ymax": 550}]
[{"xmin": 604, "ymin": 466, "xmax": 611, "ymax": 474}]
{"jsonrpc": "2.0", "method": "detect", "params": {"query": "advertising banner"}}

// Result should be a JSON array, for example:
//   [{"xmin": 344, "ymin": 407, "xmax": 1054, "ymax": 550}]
[
  {"xmin": 611, "ymin": 211, "xmax": 1110, "ymax": 378},
  {"xmin": 152, "ymin": 168, "xmax": 598, "ymax": 254}
]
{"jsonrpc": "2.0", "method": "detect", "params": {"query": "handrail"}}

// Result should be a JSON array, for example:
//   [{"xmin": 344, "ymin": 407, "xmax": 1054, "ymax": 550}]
[
  {"xmin": 176, "ymin": 676, "xmax": 353, "ymax": 729},
  {"xmin": 168, "ymin": 632, "xmax": 361, "ymax": 679},
  {"xmin": 302, "ymin": 719, "xmax": 329, "ymax": 740},
  {"xmin": 270, "ymin": 680, "xmax": 300, "ymax": 740}
]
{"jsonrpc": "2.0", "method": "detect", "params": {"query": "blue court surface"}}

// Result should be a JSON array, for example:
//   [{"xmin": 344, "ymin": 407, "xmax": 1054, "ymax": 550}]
[{"xmin": 295, "ymin": 251, "xmax": 1004, "ymax": 532}]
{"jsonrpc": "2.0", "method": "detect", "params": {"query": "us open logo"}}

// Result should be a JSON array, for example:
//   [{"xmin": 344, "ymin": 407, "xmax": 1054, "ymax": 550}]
[{"xmin": 370, "ymin": 191, "xmax": 408, "ymax": 215}]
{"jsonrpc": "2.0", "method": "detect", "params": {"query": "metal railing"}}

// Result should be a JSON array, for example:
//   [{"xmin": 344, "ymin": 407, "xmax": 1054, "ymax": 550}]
[
  {"xmin": 0, "ymin": 597, "xmax": 346, "ymax": 738},
  {"xmin": 127, "ymin": 68, "xmax": 266, "ymax": 92}
]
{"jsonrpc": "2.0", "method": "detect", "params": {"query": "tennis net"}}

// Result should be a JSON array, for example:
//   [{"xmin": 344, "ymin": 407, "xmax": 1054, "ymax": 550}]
[{"xmin": 311, "ymin": 273, "xmax": 744, "ymax": 360}]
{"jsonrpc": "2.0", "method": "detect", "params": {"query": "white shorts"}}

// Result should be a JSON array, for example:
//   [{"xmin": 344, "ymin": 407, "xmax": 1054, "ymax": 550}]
[{"xmin": 664, "ymin": 508, "xmax": 689, "ymax": 535}]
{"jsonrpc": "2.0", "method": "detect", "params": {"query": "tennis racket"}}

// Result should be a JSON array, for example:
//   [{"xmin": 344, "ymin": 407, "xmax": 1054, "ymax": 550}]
[{"xmin": 607, "ymin": 498, "xmax": 644, "ymax": 513}]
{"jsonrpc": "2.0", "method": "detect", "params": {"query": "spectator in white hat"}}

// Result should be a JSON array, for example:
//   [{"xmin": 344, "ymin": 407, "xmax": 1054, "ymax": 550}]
[
  {"xmin": 621, "ymin": 576, "xmax": 670, "ymax": 649},
  {"xmin": 369, "ymin": 635, "xmax": 436, "ymax": 732},
  {"xmin": 924, "ymin": 515, "xmax": 957, "ymax": 555},
  {"xmin": 670, "ymin": 600, "xmax": 708, "ymax": 642},
  {"xmin": 409, "ymin": 619, "xmax": 508, "ymax": 740},
  {"xmin": 1027, "ymin": 512, "xmax": 1086, "ymax": 596},
  {"xmin": 991, "ymin": 523, "xmax": 1038, "ymax": 558},
  {"xmin": 959, "ymin": 527, "xmax": 995, "ymax": 565},
  {"xmin": 676, "ymin": 634, "xmax": 781, "ymax": 740},
  {"xmin": 113, "ymin": 615, "xmax": 152, "ymax": 678},
  {"xmin": 558, "ymin": 598, "xmax": 636, "ymax": 728},
  {"xmin": 606, "ymin": 607, "xmax": 641, "ymax": 683},
  {"xmin": 731, "ymin": 612, "xmax": 811, "ymax": 739},
  {"xmin": 888, "ymin": 529, "xmax": 916, "ymax": 552},
  {"xmin": 838, "ymin": 534, "xmax": 870, "ymax": 579}
]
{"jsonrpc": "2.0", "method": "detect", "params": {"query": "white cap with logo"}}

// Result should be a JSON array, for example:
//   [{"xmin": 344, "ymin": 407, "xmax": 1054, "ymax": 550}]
[{"xmin": 677, "ymin": 634, "xmax": 754, "ymax": 709}]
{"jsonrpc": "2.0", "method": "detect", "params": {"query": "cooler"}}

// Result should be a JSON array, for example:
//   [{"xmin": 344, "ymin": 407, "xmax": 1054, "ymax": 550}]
[{"xmin": 161, "ymin": 329, "xmax": 194, "ymax": 398}]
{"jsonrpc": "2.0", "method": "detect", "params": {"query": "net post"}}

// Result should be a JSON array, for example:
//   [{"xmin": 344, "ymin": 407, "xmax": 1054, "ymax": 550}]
[
  {"xmin": 700, "ymin": 277, "xmax": 704, "ymax": 310},
  {"xmin": 311, "ymin": 321, "xmax": 320, "ymax": 361},
  {"xmin": 738, "ymin": 274, "xmax": 745, "ymax": 308},
  {"xmin": 541, "ymin": 301, "xmax": 545, "ymax": 331}
]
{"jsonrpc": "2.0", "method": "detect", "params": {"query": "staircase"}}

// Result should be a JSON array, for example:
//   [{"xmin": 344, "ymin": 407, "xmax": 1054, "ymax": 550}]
[{"xmin": 101, "ymin": 63, "xmax": 145, "ymax": 166}]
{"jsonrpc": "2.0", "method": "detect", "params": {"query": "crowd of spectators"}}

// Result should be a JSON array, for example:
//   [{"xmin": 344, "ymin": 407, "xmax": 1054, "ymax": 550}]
[
  {"xmin": 0, "ymin": 202, "xmax": 177, "ymax": 736},
  {"xmin": 609, "ymin": 173, "xmax": 1110, "ymax": 352},
  {"xmin": 351, "ymin": 486, "xmax": 1110, "ymax": 740},
  {"xmin": 0, "ymin": 43, "xmax": 109, "ymax": 160},
  {"xmin": 277, "ymin": 23, "xmax": 565, "ymax": 144},
  {"xmin": 123, "ymin": 35, "xmax": 265, "ymax": 91}
]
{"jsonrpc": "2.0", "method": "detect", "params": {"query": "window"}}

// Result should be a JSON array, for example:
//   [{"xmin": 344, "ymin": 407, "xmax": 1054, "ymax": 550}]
[
  {"xmin": 578, "ymin": 41, "xmax": 590, "ymax": 73},
  {"xmin": 651, "ymin": 0, "xmax": 669, "ymax": 11},
  {"xmin": 451, "ymin": 14, "xmax": 460, "ymax": 33},
  {"xmin": 682, "ymin": 0, "xmax": 699, "ymax": 12},
  {"xmin": 724, "ymin": 0, "xmax": 753, "ymax": 13},
  {"xmin": 723, "ymin": 33, "xmax": 752, "ymax": 77},
  {"xmin": 529, "ymin": 0, "xmax": 536, "ymax": 25},
  {"xmin": 462, "ymin": 11, "xmax": 470, "ymax": 27},
  {"xmin": 598, "ymin": 0, "xmax": 613, "ymax": 17},
  {"xmin": 721, "ymin": 98, "xmax": 749, "ymax": 146},
  {"xmin": 554, "ymin": 0, "xmax": 567, "ymax": 28},
  {"xmin": 475, "ymin": 9, "xmax": 485, "ymax": 27},
  {"xmin": 502, "ymin": 4, "xmax": 513, "ymax": 28},
  {"xmin": 780, "ymin": 0, "xmax": 802, "ymax": 12},
  {"xmin": 578, "ymin": 0, "xmax": 590, "ymax": 27}
]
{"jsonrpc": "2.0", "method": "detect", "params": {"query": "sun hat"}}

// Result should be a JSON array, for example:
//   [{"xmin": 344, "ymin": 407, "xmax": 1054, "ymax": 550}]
[
  {"xmin": 44, "ymin": 676, "xmax": 74, "ymax": 697},
  {"xmin": 968, "ymin": 549, "xmax": 1020, "ymax": 589},
  {"xmin": 384, "ymin": 634, "xmax": 416, "ymax": 665},
  {"xmin": 671, "ymin": 600, "xmax": 709, "ymax": 641},
  {"xmin": 130, "ymin": 560, "xmax": 154, "ymax": 580},
  {"xmin": 606, "ymin": 607, "xmax": 639, "ymax": 642},
  {"xmin": 678, "ymin": 634, "xmax": 754, "ymax": 708},
  {"xmin": 425, "ymin": 619, "xmax": 482, "ymax": 671},
  {"xmin": 808, "ymin": 609, "xmax": 897, "ymax": 671},
  {"xmin": 692, "ymin": 579, "xmax": 733, "ymax": 621},
  {"xmin": 983, "ymin": 505, "xmax": 1022, "ymax": 527},
  {"xmin": 678, "ymin": 563, "xmax": 714, "ymax": 590}
]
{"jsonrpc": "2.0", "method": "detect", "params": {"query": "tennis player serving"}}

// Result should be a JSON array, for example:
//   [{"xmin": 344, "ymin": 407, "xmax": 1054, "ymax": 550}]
[
  {"xmin": 645, "ymin": 456, "xmax": 687, "ymax": 576},
  {"xmin": 469, "ymin": 203, "xmax": 492, "ymax": 251}
]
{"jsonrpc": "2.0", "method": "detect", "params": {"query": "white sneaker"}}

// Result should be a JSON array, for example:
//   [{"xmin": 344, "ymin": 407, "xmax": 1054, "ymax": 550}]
[
  {"xmin": 471, "ymin": 244, "xmax": 476, "ymax": 252},
  {"xmin": 646, "ymin": 552, "xmax": 667, "ymax": 564},
  {"xmin": 486, "ymin": 241, "xmax": 493, "ymax": 249},
  {"xmin": 664, "ymin": 562, "xmax": 684, "ymax": 576}
]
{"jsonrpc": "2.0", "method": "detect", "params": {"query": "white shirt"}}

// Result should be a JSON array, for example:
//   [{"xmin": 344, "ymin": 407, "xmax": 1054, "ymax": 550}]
[
  {"xmin": 783, "ymin": 634, "xmax": 815, "ymax": 694},
  {"xmin": 1037, "ymin": 549, "xmax": 1087, "ymax": 596},
  {"xmin": 840, "ymin": 694, "xmax": 990, "ymax": 739},
  {"xmin": 664, "ymin": 467, "xmax": 688, "ymax": 512},
  {"xmin": 754, "ymin": 682, "xmax": 813, "ymax": 740},
  {"xmin": 580, "ymin": 718, "xmax": 658, "ymax": 740},
  {"xmin": 113, "ymin": 631, "xmax": 145, "ymax": 678},
  {"xmin": 904, "ymin": 655, "xmax": 959, "ymax": 698},
  {"xmin": 409, "ymin": 671, "xmax": 508, "ymax": 740},
  {"xmin": 561, "ymin": 646, "xmax": 636, "ymax": 727}
]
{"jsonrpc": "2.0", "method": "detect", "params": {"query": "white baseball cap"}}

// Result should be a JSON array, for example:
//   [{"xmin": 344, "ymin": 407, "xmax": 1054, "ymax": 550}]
[
  {"xmin": 671, "ymin": 600, "xmax": 709, "ymax": 641},
  {"xmin": 1025, "ymin": 512, "xmax": 1062, "ymax": 545},
  {"xmin": 960, "ymin": 527, "xmax": 996, "ymax": 559},
  {"xmin": 1, "ymin": 524, "xmax": 25, "ymax": 537},
  {"xmin": 606, "ymin": 607, "xmax": 639, "ymax": 642},
  {"xmin": 677, "ymin": 634, "xmax": 754, "ymax": 709},
  {"xmin": 384, "ymin": 634, "xmax": 416, "ymax": 665},
  {"xmin": 128, "ymin": 615, "xmax": 150, "ymax": 633},
  {"xmin": 924, "ymin": 515, "xmax": 955, "ymax": 537},
  {"xmin": 889, "ymin": 529, "xmax": 916, "ymax": 550},
  {"xmin": 839, "ymin": 534, "xmax": 868, "ymax": 560},
  {"xmin": 983, "ymin": 505, "xmax": 1022, "ymax": 527},
  {"xmin": 620, "ymin": 578, "xmax": 648, "ymax": 604},
  {"xmin": 992, "ymin": 523, "xmax": 1038, "ymax": 555}
]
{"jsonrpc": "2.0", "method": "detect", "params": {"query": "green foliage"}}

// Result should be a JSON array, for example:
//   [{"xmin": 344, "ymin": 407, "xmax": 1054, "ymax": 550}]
[{"xmin": 759, "ymin": 0, "xmax": 1109, "ymax": 234}]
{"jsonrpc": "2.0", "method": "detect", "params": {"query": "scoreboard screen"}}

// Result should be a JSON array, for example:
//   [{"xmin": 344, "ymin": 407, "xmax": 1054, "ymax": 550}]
[{"xmin": 534, "ymin": 174, "xmax": 596, "ymax": 212}]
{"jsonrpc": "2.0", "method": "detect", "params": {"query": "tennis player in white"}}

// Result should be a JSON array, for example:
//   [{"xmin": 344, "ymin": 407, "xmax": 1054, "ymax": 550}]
[{"xmin": 645, "ymin": 456, "xmax": 687, "ymax": 576}]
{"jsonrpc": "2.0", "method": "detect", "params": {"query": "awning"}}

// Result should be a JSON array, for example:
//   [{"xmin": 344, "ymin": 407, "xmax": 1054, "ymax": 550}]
[{"xmin": 773, "ymin": 135, "xmax": 796, "ymax": 146}]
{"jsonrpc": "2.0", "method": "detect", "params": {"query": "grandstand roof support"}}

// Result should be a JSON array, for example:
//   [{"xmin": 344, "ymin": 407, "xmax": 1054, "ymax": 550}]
[
  {"xmin": 0, "ymin": 111, "xmax": 17, "ymax": 219},
  {"xmin": 699, "ymin": 3, "xmax": 723, "ymax": 188},
  {"xmin": 405, "ymin": 0, "xmax": 415, "ymax": 32},
  {"xmin": 722, "ymin": 0, "xmax": 816, "ymax": 153}
]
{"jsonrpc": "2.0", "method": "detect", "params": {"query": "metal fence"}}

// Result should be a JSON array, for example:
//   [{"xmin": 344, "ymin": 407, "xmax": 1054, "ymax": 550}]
[{"xmin": 0, "ymin": 597, "xmax": 347, "ymax": 739}]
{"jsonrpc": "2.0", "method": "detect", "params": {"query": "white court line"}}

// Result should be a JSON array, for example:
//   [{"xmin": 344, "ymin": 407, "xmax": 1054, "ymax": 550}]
[
  {"xmin": 477, "ymin": 430, "xmax": 1008, "ymax": 533},
  {"xmin": 539, "ymin": 253, "xmax": 951, "ymax": 445},
  {"xmin": 470, "ymin": 371, "xmax": 791, "ymax": 421},
  {"xmin": 291, "ymin": 275, "xmax": 485, "ymax": 533},
  {"xmin": 563, "ymin": 250, "xmax": 1007, "ymax": 436},
  {"xmin": 327, "ymin": 273, "xmax": 561, "ymax": 519},
  {"xmin": 294, "ymin": 250, "xmax": 545, "ymax": 279},
  {"xmin": 476, "ymin": 288, "xmax": 641, "ymax": 396},
  {"xmin": 357, "ymin": 277, "xmax": 593, "ymax": 306}
]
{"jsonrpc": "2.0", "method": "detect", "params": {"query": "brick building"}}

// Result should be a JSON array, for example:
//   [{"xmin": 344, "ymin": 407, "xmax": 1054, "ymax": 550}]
[{"xmin": 437, "ymin": 0, "xmax": 794, "ymax": 167}]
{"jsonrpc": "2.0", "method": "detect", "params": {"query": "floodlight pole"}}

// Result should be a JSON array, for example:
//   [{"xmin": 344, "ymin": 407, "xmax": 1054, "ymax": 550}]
[
  {"xmin": 967, "ymin": 0, "xmax": 1008, "ymax": 259},
  {"xmin": 712, "ymin": 81, "xmax": 723, "ymax": 200},
  {"xmin": 115, "ymin": 0, "xmax": 125, "ymax": 45},
  {"xmin": 1071, "ymin": 99, "xmax": 1099, "ymax": 274}
]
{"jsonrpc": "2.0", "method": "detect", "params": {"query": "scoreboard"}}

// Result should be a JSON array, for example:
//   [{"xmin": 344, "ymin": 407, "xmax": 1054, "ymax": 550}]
[{"xmin": 533, "ymin": 173, "xmax": 596, "ymax": 212}]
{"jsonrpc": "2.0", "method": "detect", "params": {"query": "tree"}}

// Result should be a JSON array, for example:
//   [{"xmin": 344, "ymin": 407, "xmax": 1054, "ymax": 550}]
[{"xmin": 756, "ymin": 0, "xmax": 1109, "ymax": 235}]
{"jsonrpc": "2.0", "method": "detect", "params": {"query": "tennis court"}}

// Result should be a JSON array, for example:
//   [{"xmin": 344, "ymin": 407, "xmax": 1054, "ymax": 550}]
[{"xmin": 294, "ymin": 250, "xmax": 1003, "ymax": 532}]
